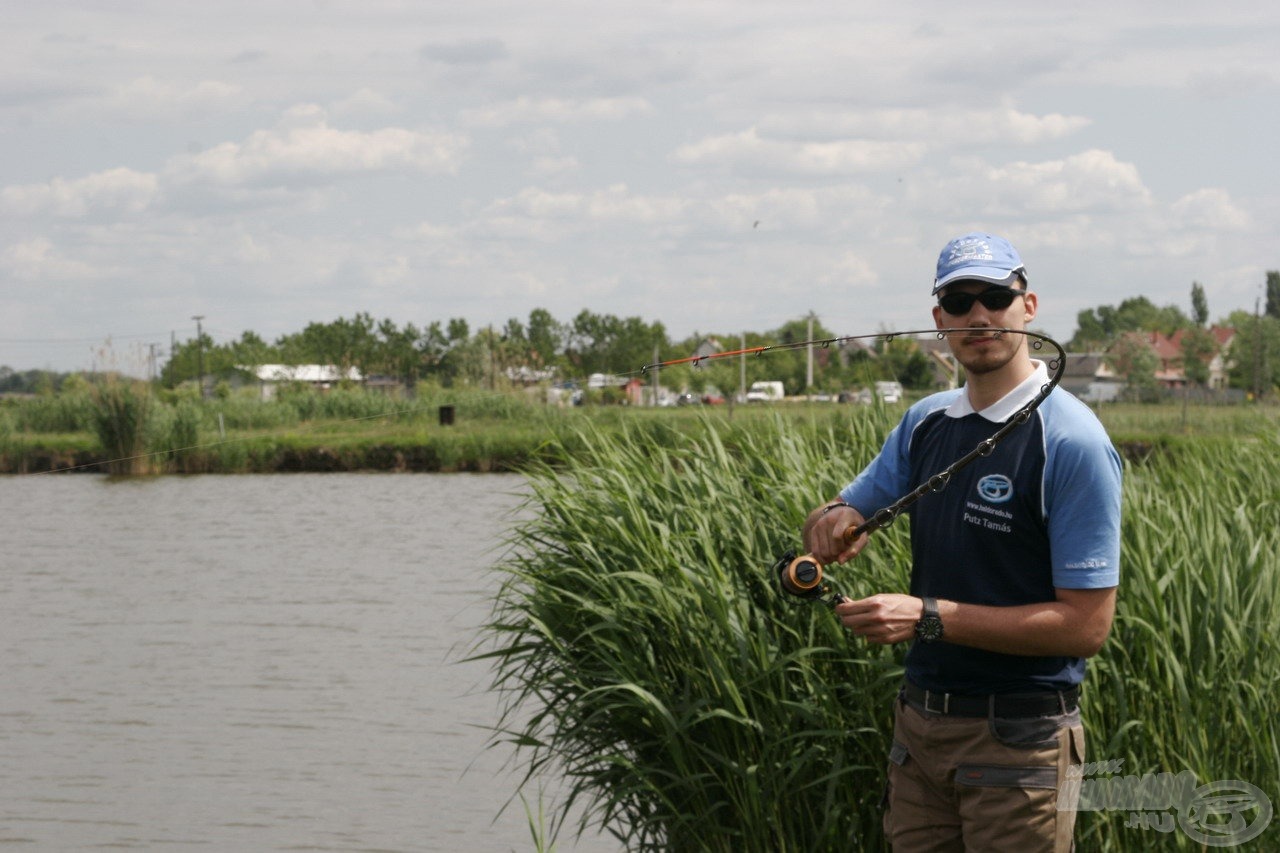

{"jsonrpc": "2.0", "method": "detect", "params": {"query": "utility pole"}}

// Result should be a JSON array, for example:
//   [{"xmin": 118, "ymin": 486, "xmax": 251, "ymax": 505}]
[
  {"xmin": 806, "ymin": 311, "xmax": 815, "ymax": 400},
  {"xmin": 192, "ymin": 315, "xmax": 206, "ymax": 397},
  {"xmin": 651, "ymin": 343, "xmax": 659, "ymax": 406},
  {"xmin": 1254, "ymin": 295, "xmax": 1264, "ymax": 401}
]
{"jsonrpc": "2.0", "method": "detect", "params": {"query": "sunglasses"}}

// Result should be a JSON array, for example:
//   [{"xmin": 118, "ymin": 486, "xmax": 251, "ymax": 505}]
[{"xmin": 937, "ymin": 287, "xmax": 1024, "ymax": 316}]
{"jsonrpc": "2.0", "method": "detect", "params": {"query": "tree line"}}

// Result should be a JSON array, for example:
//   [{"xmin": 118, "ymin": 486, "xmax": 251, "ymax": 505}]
[
  {"xmin": 144, "ymin": 309, "xmax": 933, "ymax": 400},
  {"xmin": 3, "ymin": 273, "xmax": 1277, "ymax": 399}
]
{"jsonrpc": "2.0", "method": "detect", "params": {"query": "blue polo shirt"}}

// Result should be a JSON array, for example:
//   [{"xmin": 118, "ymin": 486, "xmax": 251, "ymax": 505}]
[{"xmin": 839, "ymin": 361, "xmax": 1122, "ymax": 694}]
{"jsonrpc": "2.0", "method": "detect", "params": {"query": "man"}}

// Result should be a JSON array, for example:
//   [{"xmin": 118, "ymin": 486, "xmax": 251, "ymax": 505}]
[{"xmin": 803, "ymin": 232, "xmax": 1121, "ymax": 852}]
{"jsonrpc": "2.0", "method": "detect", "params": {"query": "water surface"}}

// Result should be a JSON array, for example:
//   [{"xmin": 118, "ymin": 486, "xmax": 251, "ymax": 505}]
[{"xmin": 0, "ymin": 473, "xmax": 615, "ymax": 851}]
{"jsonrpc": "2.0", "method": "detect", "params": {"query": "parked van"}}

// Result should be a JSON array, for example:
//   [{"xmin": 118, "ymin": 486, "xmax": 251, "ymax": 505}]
[
  {"xmin": 874, "ymin": 381, "xmax": 904, "ymax": 403},
  {"xmin": 745, "ymin": 381, "xmax": 785, "ymax": 402}
]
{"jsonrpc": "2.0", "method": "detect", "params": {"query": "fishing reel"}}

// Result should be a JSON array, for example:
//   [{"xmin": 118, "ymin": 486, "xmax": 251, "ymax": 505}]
[{"xmin": 772, "ymin": 549, "xmax": 846, "ymax": 607}]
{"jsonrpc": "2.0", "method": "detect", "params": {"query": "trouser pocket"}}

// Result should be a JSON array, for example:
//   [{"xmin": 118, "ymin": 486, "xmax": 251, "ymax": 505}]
[
  {"xmin": 882, "ymin": 739, "xmax": 908, "ymax": 836},
  {"xmin": 955, "ymin": 763, "xmax": 1058, "ymax": 790}
]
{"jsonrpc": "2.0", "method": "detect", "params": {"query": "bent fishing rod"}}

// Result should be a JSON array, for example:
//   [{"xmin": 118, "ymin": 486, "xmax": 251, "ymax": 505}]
[{"xmin": 643, "ymin": 327, "xmax": 1067, "ymax": 609}]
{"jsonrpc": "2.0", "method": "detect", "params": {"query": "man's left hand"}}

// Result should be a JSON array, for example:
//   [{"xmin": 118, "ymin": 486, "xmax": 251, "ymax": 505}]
[{"xmin": 835, "ymin": 594, "xmax": 923, "ymax": 645}]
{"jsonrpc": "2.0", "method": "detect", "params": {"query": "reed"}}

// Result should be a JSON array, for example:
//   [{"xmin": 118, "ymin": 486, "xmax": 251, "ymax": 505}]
[
  {"xmin": 89, "ymin": 377, "xmax": 155, "ymax": 475},
  {"xmin": 483, "ymin": 413, "xmax": 1279, "ymax": 850}
]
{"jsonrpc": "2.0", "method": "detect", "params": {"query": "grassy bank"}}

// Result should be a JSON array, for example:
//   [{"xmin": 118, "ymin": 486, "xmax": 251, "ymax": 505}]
[
  {"xmin": 482, "ymin": 411, "xmax": 1280, "ymax": 851},
  {"xmin": 2, "ymin": 384, "xmax": 1277, "ymax": 474}
]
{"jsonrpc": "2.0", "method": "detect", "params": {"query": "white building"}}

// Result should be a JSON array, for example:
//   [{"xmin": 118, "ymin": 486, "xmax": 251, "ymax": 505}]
[{"xmin": 249, "ymin": 364, "xmax": 363, "ymax": 400}]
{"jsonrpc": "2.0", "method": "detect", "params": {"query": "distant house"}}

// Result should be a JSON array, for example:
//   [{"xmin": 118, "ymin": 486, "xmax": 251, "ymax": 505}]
[
  {"xmin": 1126, "ymin": 326, "xmax": 1236, "ymax": 390},
  {"xmin": 1060, "ymin": 353, "xmax": 1122, "ymax": 402},
  {"xmin": 1167, "ymin": 326, "xmax": 1235, "ymax": 390},
  {"xmin": 689, "ymin": 337, "xmax": 723, "ymax": 363},
  {"xmin": 249, "ymin": 364, "xmax": 363, "ymax": 400}
]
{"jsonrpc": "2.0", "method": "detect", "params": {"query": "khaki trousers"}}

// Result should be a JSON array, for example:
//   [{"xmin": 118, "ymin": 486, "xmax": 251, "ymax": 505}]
[{"xmin": 883, "ymin": 697, "xmax": 1085, "ymax": 852}]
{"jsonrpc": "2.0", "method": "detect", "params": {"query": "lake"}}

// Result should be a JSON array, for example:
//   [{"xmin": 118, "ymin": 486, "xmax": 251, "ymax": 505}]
[{"xmin": 0, "ymin": 473, "xmax": 617, "ymax": 851}]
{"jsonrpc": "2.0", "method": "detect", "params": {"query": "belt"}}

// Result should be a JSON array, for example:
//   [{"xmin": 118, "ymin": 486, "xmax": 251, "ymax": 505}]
[{"xmin": 901, "ymin": 681, "xmax": 1079, "ymax": 718}]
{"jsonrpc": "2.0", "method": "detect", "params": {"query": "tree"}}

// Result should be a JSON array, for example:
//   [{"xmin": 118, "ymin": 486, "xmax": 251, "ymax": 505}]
[
  {"xmin": 1069, "ymin": 296, "xmax": 1190, "ymax": 350},
  {"xmin": 276, "ymin": 313, "xmax": 379, "ymax": 371},
  {"xmin": 1267, "ymin": 271, "xmax": 1280, "ymax": 320},
  {"xmin": 1180, "ymin": 326, "xmax": 1218, "ymax": 387},
  {"xmin": 1191, "ymin": 282, "xmax": 1209, "ymax": 327},
  {"xmin": 526, "ymin": 308, "xmax": 564, "ymax": 369},
  {"xmin": 1106, "ymin": 334, "xmax": 1160, "ymax": 402},
  {"xmin": 564, "ymin": 310, "xmax": 667, "ymax": 377},
  {"xmin": 161, "ymin": 331, "xmax": 217, "ymax": 387},
  {"xmin": 375, "ymin": 319, "xmax": 424, "ymax": 385},
  {"xmin": 1226, "ymin": 308, "xmax": 1280, "ymax": 398}
]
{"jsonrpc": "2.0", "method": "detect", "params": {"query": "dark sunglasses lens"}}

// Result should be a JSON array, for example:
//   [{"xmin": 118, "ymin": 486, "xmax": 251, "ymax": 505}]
[
  {"xmin": 979, "ymin": 290, "xmax": 1017, "ymax": 311},
  {"xmin": 939, "ymin": 289, "xmax": 1017, "ymax": 315},
  {"xmin": 939, "ymin": 292, "xmax": 976, "ymax": 314}
]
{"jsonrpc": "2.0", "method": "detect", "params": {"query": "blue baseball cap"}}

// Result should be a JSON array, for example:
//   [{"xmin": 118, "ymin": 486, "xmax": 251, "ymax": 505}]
[{"xmin": 932, "ymin": 232, "xmax": 1027, "ymax": 295}]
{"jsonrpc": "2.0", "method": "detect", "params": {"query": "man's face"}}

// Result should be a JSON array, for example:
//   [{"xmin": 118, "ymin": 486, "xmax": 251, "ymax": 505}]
[{"xmin": 932, "ymin": 280, "xmax": 1038, "ymax": 376}]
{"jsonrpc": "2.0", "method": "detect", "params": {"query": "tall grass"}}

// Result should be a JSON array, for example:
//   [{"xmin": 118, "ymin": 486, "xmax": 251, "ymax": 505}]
[
  {"xmin": 1081, "ymin": 436, "xmax": 1280, "ymax": 849},
  {"xmin": 483, "ymin": 413, "xmax": 1279, "ymax": 850},
  {"xmin": 89, "ymin": 377, "xmax": 155, "ymax": 475},
  {"xmin": 483, "ymin": 411, "xmax": 912, "ymax": 850},
  {"xmin": 4, "ymin": 390, "xmax": 96, "ymax": 433}
]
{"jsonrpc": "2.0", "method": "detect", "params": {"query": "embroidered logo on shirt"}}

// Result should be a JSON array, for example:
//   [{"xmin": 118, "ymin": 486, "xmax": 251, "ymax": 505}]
[{"xmin": 977, "ymin": 474, "xmax": 1014, "ymax": 504}]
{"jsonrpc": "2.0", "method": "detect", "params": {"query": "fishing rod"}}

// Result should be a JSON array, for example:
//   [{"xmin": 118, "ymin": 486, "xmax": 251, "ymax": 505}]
[{"xmin": 752, "ymin": 327, "xmax": 1068, "ymax": 608}]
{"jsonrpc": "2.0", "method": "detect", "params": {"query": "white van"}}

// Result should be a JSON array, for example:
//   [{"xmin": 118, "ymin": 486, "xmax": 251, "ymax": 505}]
[
  {"xmin": 874, "ymin": 381, "xmax": 904, "ymax": 403},
  {"xmin": 746, "ymin": 381, "xmax": 785, "ymax": 402}
]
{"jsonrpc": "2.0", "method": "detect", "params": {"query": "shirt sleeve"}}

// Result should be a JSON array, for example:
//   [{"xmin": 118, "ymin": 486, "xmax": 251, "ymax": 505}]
[{"xmin": 1044, "ymin": 401, "xmax": 1123, "ymax": 589}]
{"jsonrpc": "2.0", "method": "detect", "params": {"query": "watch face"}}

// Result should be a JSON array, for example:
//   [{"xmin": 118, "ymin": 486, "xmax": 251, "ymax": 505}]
[{"xmin": 915, "ymin": 617, "xmax": 944, "ymax": 643}]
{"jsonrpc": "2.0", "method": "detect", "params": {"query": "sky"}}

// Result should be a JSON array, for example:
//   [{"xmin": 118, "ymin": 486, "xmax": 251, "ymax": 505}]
[{"xmin": 2, "ymin": 0, "xmax": 1278, "ymax": 373}]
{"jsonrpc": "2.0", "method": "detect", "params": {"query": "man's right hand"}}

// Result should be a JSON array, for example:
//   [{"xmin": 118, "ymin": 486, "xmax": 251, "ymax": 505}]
[{"xmin": 802, "ymin": 501, "xmax": 869, "ymax": 566}]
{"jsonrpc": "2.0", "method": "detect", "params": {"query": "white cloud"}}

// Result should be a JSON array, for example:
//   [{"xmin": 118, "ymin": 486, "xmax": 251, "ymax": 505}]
[
  {"xmin": 106, "ymin": 76, "xmax": 244, "ymax": 118},
  {"xmin": 1170, "ymin": 188, "xmax": 1251, "ymax": 230},
  {"xmin": 529, "ymin": 155, "xmax": 580, "ymax": 177},
  {"xmin": 673, "ymin": 128, "xmax": 926, "ymax": 176},
  {"xmin": 460, "ymin": 95, "xmax": 653, "ymax": 127},
  {"xmin": 1, "ymin": 167, "xmax": 158, "ymax": 217},
  {"xmin": 918, "ymin": 150, "xmax": 1153, "ymax": 217},
  {"xmin": 166, "ymin": 106, "xmax": 468, "ymax": 187},
  {"xmin": 759, "ymin": 106, "xmax": 1091, "ymax": 146},
  {"xmin": 2, "ymin": 237, "xmax": 100, "ymax": 280},
  {"xmin": 329, "ymin": 88, "xmax": 402, "ymax": 119},
  {"xmin": 489, "ymin": 184, "xmax": 686, "ymax": 225}
]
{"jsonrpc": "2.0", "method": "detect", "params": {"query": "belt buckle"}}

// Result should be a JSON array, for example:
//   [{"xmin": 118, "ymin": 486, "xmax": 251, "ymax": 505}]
[{"xmin": 923, "ymin": 690, "xmax": 950, "ymax": 715}]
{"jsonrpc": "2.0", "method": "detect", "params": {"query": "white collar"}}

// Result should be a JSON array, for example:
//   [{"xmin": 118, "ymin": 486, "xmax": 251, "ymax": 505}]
[{"xmin": 945, "ymin": 360, "xmax": 1049, "ymax": 422}]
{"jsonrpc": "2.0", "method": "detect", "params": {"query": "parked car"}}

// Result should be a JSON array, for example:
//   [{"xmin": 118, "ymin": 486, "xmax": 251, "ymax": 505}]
[
  {"xmin": 675, "ymin": 392, "xmax": 699, "ymax": 406},
  {"xmin": 838, "ymin": 389, "xmax": 873, "ymax": 405}
]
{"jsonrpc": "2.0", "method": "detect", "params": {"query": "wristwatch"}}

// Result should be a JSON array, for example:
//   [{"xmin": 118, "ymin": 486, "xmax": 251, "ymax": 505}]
[{"xmin": 914, "ymin": 596, "xmax": 944, "ymax": 643}]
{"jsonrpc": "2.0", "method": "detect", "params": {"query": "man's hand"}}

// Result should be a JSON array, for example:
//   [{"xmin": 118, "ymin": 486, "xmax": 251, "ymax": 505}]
[
  {"xmin": 835, "ymin": 594, "xmax": 923, "ymax": 645},
  {"xmin": 802, "ymin": 502, "xmax": 869, "ymax": 566}
]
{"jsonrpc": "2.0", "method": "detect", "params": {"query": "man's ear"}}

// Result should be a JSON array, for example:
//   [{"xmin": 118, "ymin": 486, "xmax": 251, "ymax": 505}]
[{"xmin": 1023, "ymin": 290, "xmax": 1038, "ymax": 324}]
